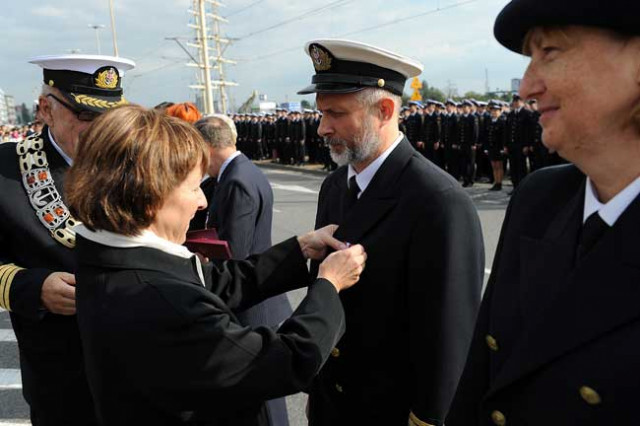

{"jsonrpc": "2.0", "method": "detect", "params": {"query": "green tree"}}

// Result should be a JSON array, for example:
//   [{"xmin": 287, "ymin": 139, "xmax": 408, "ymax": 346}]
[
  {"xmin": 20, "ymin": 103, "xmax": 32, "ymax": 124},
  {"xmin": 301, "ymin": 99, "xmax": 313, "ymax": 110},
  {"xmin": 420, "ymin": 80, "xmax": 446, "ymax": 102},
  {"xmin": 463, "ymin": 91, "xmax": 490, "ymax": 101}
]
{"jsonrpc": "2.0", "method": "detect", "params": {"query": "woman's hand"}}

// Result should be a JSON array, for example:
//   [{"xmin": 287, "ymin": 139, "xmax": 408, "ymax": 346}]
[
  {"xmin": 297, "ymin": 224, "xmax": 347, "ymax": 261},
  {"xmin": 318, "ymin": 244, "xmax": 367, "ymax": 293}
]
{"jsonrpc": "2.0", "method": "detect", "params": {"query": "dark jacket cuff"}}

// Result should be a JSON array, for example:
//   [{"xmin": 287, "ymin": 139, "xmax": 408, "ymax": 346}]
[{"xmin": 7, "ymin": 267, "xmax": 51, "ymax": 320}]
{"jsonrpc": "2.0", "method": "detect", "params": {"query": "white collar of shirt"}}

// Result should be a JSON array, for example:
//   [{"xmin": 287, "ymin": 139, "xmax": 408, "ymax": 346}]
[
  {"xmin": 48, "ymin": 128, "xmax": 73, "ymax": 166},
  {"xmin": 347, "ymin": 132, "xmax": 404, "ymax": 198},
  {"xmin": 75, "ymin": 225, "xmax": 205, "ymax": 285},
  {"xmin": 217, "ymin": 150, "xmax": 242, "ymax": 183},
  {"xmin": 583, "ymin": 176, "xmax": 640, "ymax": 226},
  {"xmin": 75, "ymin": 224, "xmax": 194, "ymax": 259}
]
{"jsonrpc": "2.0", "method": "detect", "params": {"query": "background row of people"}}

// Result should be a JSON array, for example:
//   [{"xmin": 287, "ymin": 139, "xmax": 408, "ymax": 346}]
[{"xmin": 400, "ymin": 94, "xmax": 565, "ymax": 192}]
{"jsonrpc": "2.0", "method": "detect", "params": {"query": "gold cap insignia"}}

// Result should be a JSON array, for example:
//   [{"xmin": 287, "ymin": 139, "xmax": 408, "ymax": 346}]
[
  {"xmin": 310, "ymin": 45, "xmax": 332, "ymax": 72},
  {"xmin": 48, "ymin": 80, "xmax": 55, "ymax": 86},
  {"xmin": 95, "ymin": 67, "xmax": 119, "ymax": 89}
]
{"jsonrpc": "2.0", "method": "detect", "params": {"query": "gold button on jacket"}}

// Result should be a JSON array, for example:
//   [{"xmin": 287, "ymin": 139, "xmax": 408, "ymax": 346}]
[
  {"xmin": 486, "ymin": 334, "xmax": 499, "ymax": 352},
  {"xmin": 580, "ymin": 386, "xmax": 602, "ymax": 405},
  {"xmin": 331, "ymin": 347, "xmax": 340, "ymax": 358},
  {"xmin": 491, "ymin": 410, "xmax": 506, "ymax": 426},
  {"xmin": 335, "ymin": 383, "xmax": 343, "ymax": 393}
]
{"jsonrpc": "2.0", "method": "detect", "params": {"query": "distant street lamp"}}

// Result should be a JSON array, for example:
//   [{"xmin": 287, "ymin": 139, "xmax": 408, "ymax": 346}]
[{"xmin": 88, "ymin": 24, "xmax": 106, "ymax": 54}]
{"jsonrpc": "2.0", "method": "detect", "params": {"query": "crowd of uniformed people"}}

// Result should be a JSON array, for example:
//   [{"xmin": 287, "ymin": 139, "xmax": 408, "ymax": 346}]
[
  {"xmin": 232, "ymin": 109, "xmax": 329, "ymax": 169},
  {"xmin": 228, "ymin": 94, "xmax": 565, "ymax": 192},
  {"xmin": 3, "ymin": 89, "xmax": 562, "ymax": 194}
]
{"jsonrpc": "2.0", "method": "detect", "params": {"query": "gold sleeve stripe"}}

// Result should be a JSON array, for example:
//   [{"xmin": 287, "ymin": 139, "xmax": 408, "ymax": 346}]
[
  {"xmin": 0, "ymin": 264, "xmax": 24, "ymax": 312},
  {"xmin": 0, "ymin": 266, "xmax": 13, "ymax": 310},
  {"xmin": 409, "ymin": 411, "xmax": 435, "ymax": 426}
]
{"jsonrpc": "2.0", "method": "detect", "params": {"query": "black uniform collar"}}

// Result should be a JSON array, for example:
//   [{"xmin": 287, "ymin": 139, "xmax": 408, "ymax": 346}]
[
  {"xmin": 40, "ymin": 126, "xmax": 70, "ymax": 171},
  {"xmin": 76, "ymin": 236, "xmax": 203, "ymax": 287}
]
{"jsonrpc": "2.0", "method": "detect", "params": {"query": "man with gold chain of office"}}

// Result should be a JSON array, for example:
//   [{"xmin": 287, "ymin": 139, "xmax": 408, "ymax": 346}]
[{"xmin": 0, "ymin": 54, "xmax": 134, "ymax": 425}]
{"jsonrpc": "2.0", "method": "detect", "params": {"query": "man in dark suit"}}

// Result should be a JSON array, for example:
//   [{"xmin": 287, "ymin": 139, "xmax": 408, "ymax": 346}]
[
  {"xmin": 475, "ymin": 101, "xmax": 493, "ymax": 183},
  {"xmin": 442, "ymin": 99, "xmax": 461, "ymax": 179},
  {"xmin": 405, "ymin": 101, "xmax": 423, "ymax": 149},
  {"xmin": 506, "ymin": 94, "xmax": 533, "ymax": 190},
  {"xmin": 420, "ymin": 100, "xmax": 441, "ymax": 163},
  {"xmin": 0, "ymin": 54, "xmax": 135, "ymax": 425},
  {"xmin": 527, "ymin": 99, "xmax": 547, "ymax": 172},
  {"xmin": 194, "ymin": 115, "xmax": 293, "ymax": 426},
  {"xmin": 274, "ymin": 108, "xmax": 289, "ymax": 163},
  {"xmin": 288, "ymin": 111, "xmax": 306, "ymax": 165},
  {"xmin": 448, "ymin": 1, "xmax": 640, "ymax": 425},
  {"xmin": 458, "ymin": 100, "xmax": 479, "ymax": 187},
  {"xmin": 297, "ymin": 39, "xmax": 484, "ymax": 426}
]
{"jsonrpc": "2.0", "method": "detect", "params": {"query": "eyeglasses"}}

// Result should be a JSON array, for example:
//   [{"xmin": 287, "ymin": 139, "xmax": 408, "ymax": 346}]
[{"xmin": 46, "ymin": 94, "xmax": 100, "ymax": 122}]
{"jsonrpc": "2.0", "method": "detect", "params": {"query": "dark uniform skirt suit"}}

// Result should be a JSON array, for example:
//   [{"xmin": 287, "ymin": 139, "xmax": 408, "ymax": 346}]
[
  {"xmin": 65, "ymin": 105, "xmax": 362, "ymax": 426},
  {"xmin": 74, "ymin": 231, "xmax": 339, "ymax": 426},
  {"xmin": 487, "ymin": 116, "xmax": 507, "ymax": 162}
]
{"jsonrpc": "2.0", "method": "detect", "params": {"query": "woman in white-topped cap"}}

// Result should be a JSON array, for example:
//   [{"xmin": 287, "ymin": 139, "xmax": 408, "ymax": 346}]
[{"xmin": 448, "ymin": 0, "xmax": 640, "ymax": 424}]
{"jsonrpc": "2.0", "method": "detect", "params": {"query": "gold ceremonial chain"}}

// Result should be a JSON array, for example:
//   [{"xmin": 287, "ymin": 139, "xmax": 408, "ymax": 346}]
[{"xmin": 16, "ymin": 134, "xmax": 79, "ymax": 249}]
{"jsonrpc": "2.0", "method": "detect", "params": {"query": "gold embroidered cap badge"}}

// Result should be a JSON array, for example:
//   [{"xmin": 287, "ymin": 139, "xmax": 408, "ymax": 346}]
[
  {"xmin": 310, "ymin": 45, "xmax": 332, "ymax": 71},
  {"xmin": 95, "ymin": 67, "xmax": 119, "ymax": 89}
]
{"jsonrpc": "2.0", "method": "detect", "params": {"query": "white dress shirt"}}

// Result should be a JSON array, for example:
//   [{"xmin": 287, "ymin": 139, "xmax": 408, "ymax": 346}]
[
  {"xmin": 347, "ymin": 132, "xmax": 404, "ymax": 198},
  {"xmin": 48, "ymin": 128, "xmax": 73, "ymax": 166},
  {"xmin": 75, "ymin": 225, "xmax": 205, "ymax": 285},
  {"xmin": 583, "ymin": 176, "xmax": 640, "ymax": 225},
  {"xmin": 217, "ymin": 151, "xmax": 242, "ymax": 183}
]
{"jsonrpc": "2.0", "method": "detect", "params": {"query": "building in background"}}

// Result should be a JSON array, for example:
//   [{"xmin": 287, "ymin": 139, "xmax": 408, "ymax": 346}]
[
  {"xmin": 5, "ymin": 95, "xmax": 16, "ymax": 124},
  {"xmin": 511, "ymin": 78, "xmax": 522, "ymax": 93},
  {"xmin": 0, "ymin": 88, "xmax": 8, "ymax": 124},
  {"xmin": 280, "ymin": 101, "xmax": 301, "ymax": 112}
]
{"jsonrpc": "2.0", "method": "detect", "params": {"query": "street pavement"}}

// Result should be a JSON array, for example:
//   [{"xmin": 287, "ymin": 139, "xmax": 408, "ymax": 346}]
[{"xmin": 0, "ymin": 165, "xmax": 509, "ymax": 426}]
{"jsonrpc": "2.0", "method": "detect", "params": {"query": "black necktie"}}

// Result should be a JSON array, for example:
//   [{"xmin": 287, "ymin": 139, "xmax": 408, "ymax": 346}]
[
  {"xmin": 576, "ymin": 212, "xmax": 609, "ymax": 261},
  {"xmin": 343, "ymin": 175, "xmax": 360, "ymax": 216}
]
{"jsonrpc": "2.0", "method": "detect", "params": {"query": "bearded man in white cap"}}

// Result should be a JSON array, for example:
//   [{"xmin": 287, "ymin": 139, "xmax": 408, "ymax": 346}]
[
  {"xmin": 300, "ymin": 40, "xmax": 484, "ymax": 426},
  {"xmin": 0, "ymin": 54, "xmax": 134, "ymax": 425}
]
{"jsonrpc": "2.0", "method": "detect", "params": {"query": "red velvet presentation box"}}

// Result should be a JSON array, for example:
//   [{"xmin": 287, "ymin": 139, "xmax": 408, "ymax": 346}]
[{"xmin": 185, "ymin": 229, "xmax": 232, "ymax": 260}]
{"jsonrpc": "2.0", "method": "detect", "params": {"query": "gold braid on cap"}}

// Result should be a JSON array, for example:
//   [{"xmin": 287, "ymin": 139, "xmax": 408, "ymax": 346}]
[
  {"xmin": 16, "ymin": 134, "xmax": 79, "ymax": 249},
  {"xmin": 71, "ymin": 94, "xmax": 128, "ymax": 109}
]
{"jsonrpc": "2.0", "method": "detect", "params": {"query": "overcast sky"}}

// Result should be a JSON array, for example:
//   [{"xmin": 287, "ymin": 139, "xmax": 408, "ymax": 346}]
[{"xmin": 1, "ymin": 0, "xmax": 530, "ymax": 110}]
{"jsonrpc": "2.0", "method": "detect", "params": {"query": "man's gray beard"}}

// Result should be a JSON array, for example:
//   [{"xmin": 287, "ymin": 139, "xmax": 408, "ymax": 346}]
[{"xmin": 326, "ymin": 117, "xmax": 381, "ymax": 167}]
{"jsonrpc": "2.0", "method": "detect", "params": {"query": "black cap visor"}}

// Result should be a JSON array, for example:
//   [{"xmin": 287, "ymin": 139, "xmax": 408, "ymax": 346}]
[{"xmin": 298, "ymin": 83, "xmax": 368, "ymax": 95}]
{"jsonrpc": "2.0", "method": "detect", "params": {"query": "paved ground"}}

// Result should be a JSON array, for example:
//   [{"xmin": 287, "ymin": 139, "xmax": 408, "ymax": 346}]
[{"xmin": 0, "ymin": 164, "xmax": 510, "ymax": 425}]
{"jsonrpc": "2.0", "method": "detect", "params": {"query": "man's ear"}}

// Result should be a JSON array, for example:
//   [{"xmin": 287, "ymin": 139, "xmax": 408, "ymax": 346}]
[
  {"xmin": 378, "ymin": 97, "xmax": 396, "ymax": 123},
  {"xmin": 38, "ymin": 95, "xmax": 54, "ymax": 127}
]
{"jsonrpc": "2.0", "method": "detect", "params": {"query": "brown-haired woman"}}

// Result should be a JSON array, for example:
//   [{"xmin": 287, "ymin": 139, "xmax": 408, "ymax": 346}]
[{"xmin": 66, "ymin": 105, "xmax": 366, "ymax": 426}]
